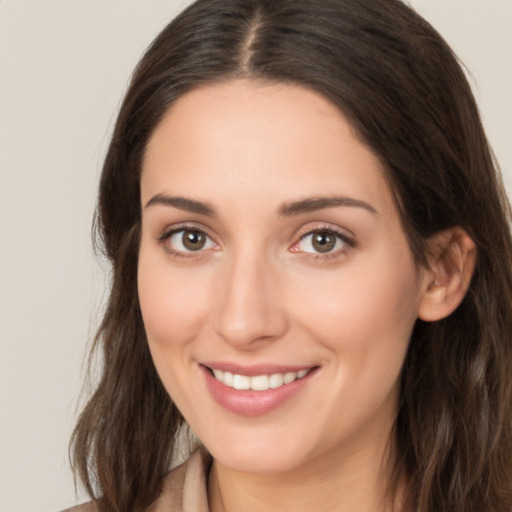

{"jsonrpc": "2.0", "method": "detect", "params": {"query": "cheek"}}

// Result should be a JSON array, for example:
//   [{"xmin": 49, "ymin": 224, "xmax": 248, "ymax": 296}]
[
  {"xmin": 137, "ymin": 246, "xmax": 211, "ymax": 361},
  {"xmin": 137, "ymin": 249, "xmax": 214, "ymax": 413},
  {"xmin": 292, "ymin": 251, "xmax": 420, "ymax": 382}
]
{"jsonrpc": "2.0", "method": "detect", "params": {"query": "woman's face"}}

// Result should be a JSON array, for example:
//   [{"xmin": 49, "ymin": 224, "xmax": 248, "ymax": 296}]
[{"xmin": 138, "ymin": 80, "xmax": 430, "ymax": 475}]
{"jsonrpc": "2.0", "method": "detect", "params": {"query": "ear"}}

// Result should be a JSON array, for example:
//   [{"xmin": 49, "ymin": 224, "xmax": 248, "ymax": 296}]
[{"xmin": 418, "ymin": 227, "xmax": 477, "ymax": 322}]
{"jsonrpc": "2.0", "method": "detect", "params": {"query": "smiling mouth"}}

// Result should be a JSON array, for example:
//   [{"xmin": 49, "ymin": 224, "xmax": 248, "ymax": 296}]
[
  {"xmin": 205, "ymin": 367, "xmax": 314, "ymax": 391},
  {"xmin": 202, "ymin": 364, "xmax": 319, "ymax": 416}
]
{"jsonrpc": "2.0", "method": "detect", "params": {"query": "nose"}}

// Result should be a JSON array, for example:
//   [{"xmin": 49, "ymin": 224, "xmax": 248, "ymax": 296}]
[{"xmin": 213, "ymin": 250, "xmax": 288, "ymax": 350}]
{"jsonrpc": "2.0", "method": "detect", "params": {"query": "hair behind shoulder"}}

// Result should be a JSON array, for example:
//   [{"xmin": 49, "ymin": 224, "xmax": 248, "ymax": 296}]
[{"xmin": 70, "ymin": 1, "xmax": 512, "ymax": 510}]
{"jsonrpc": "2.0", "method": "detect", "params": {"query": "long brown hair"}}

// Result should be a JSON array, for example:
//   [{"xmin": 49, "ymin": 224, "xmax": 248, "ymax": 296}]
[{"xmin": 70, "ymin": 0, "xmax": 512, "ymax": 510}]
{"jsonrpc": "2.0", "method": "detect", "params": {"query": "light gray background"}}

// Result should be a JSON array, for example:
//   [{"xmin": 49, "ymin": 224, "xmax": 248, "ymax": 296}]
[{"xmin": 0, "ymin": 1, "xmax": 510, "ymax": 510}]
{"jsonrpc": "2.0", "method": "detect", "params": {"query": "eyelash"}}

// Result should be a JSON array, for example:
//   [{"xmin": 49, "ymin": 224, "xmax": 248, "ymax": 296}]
[
  {"xmin": 157, "ymin": 223, "xmax": 217, "ymax": 260},
  {"xmin": 291, "ymin": 225, "xmax": 356, "ymax": 262},
  {"xmin": 157, "ymin": 223, "xmax": 356, "ymax": 262}
]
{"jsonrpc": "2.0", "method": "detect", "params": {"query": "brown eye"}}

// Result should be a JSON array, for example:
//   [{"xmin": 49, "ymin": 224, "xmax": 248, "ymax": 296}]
[
  {"xmin": 311, "ymin": 231, "xmax": 337, "ymax": 253},
  {"xmin": 182, "ymin": 230, "xmax": 206, "ymax": 251},
  {"xmin": 293, "ymin": 228, "xmax": 352, "ymax": 257},
  {"xmin": 165, "ymin": 228, "xmax": 216, "ymax": 254}
]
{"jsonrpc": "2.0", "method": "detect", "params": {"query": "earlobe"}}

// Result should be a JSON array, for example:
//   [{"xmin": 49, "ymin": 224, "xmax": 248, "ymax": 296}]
[{"xmin": 418, "ymin": 227, "xmax": 477, "ymax": 322}]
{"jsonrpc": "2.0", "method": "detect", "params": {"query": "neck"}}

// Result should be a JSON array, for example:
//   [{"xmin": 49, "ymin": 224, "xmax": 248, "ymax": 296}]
[{"xmin": 208, "ymin": 426, "xmax": 403, "ymax": 512}]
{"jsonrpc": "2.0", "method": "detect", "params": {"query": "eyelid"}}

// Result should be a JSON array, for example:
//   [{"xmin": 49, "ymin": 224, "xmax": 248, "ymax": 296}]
[
  {"xmin": 289, "ymin": 224, "xmax": 356, "ymax": 259},
  {"xmin": 156, "ymin": 222, "xmax": 220, "ymax": 257},
  {"xmin": 155, "ymin": 221, "xmax": 356, "ymax": 261}
]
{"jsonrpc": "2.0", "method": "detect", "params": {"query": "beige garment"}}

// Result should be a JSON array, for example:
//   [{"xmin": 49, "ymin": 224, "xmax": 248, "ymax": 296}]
[{"xmin": 62, "ymin": 447, "xmax": 212, "ymax": 512}]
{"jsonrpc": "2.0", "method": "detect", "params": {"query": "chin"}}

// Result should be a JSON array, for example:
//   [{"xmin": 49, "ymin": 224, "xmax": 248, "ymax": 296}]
[
  {"xmin": 197, "ymin": 421, "xmax": 319, "ymax": 475},
  {"xmin": 210, "ymin": 445, "xmax": 306, "ymax": 474}
]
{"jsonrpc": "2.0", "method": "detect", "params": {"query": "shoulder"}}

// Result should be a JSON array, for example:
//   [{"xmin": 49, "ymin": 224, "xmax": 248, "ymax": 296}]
[{"xmin": 60, "ymin": 446, "xmax": 212, "ymax": 512}]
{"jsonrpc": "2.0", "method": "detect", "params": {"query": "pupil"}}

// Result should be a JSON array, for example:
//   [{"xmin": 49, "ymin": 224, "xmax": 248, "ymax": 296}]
[
  {"xmin": 183, "ymin": 230, "xmax": 206, "ymax": 250},
  {"xmin": 312, "ymin": 231, "xmax": 335, "ymax": 253}
]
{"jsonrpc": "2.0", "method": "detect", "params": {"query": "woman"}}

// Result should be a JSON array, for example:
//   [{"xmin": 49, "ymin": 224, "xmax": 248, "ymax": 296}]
[{"xmin": 67, "ymin": 0, "xmax": 512, "ymax": 511}]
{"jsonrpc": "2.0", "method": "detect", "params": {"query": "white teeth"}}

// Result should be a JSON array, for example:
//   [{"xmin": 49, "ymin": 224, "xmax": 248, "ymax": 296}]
[
  {"xmin": 212, "ymin": 369, "xmax": 224, "ymax": 380},
  {"xmin": 283, "ymin": 372, "xmax": 297, "ymax": 384},
  {"xmin": 211, "ymin": 368, "xmax": 311, "ymax": 390},
  {"xmin": 250, "ymin": 375, "xmax": 270, "ymax": 391},
  {"xmin": 233, "ymin": 374, "xmax": 251, "ymax": 390},
  {"xmin": 269, "ymin": 373, "xmax": 284, "ymax": 388}
]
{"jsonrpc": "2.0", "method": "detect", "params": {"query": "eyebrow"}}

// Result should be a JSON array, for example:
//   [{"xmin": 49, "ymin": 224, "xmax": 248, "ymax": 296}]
[
  {"xmin": 144, "ymin": 193, "xmax": 378, "ymax": 217},
  {"xmin": 278, "ymin": 196, "xmax": 378, "ymax": 217},
  {"xmin": 145, "ymin": 194, "xmax": 215, "ymax": 216}
]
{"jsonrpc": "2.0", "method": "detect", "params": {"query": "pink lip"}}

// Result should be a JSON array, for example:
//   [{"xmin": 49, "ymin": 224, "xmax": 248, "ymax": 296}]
[{"xmin": 200, "ymin": 363, "xmax": 318, "ymax": 417}]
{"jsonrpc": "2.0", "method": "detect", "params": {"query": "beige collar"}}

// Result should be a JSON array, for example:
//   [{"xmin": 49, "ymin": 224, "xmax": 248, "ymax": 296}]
[{"xmin": 148, "ymin": 445, "xmax": 212, "ymax": 512}]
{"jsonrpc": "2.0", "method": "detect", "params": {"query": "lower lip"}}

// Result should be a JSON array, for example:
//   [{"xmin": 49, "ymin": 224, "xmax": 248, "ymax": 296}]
[{"xmin": 201, "ymin": 365, "xmax": 317, "ymax": 417}]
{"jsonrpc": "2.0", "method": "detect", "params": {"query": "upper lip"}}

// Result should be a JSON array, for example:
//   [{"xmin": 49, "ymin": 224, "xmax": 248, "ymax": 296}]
[{"xmin": 201, "ymin": 362, "xmax": 317, "ymax": 376}]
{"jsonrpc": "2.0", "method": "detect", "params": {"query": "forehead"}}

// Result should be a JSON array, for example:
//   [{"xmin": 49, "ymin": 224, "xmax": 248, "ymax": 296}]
[{"xmin": 141, "ymin": 79, "xmax": 394, "ymax": 218}]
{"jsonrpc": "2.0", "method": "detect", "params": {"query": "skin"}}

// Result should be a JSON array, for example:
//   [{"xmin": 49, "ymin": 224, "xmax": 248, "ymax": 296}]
[{"xmin": 137, "ymin": 80, "xmax": 471, "ymax": 512}]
